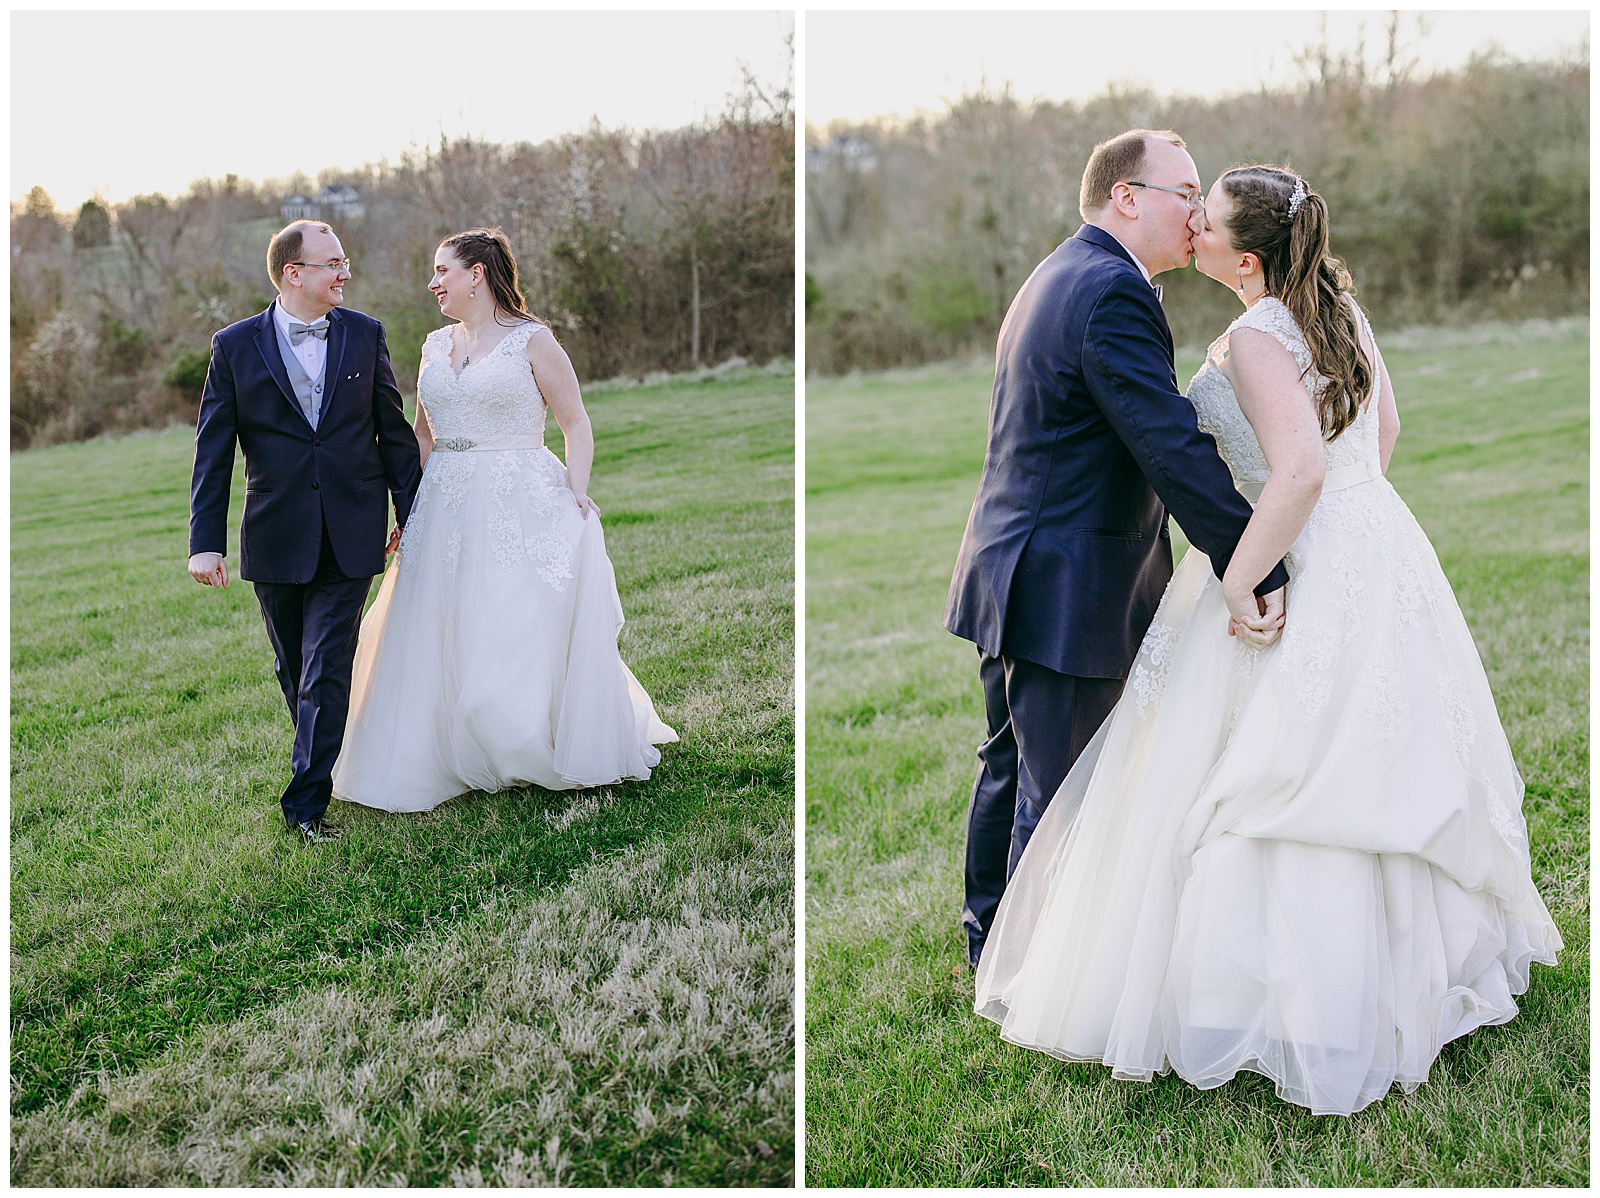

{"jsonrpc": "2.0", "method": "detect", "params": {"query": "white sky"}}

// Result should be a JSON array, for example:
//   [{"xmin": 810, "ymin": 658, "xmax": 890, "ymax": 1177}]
[
  {"xmin": 11, "ymin": 9, "xmax": 795, "ymax": 209},
  {"xmin": 807, "ymin": 9, "xmax": 1590, "ymax": 128}
]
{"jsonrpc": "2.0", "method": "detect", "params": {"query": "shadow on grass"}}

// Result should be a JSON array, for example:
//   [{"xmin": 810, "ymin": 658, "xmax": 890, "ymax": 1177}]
[{"xmin": 13, "ymin": 752, "xmax": 789, "ymax": 1117}]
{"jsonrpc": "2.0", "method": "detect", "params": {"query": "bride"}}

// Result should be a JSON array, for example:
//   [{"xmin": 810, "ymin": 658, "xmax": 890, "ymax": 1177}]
[
  {"xmin": 332, "ymin": 227, "xmax": 676, "ymax": 811},
  {"xmin": 974, "ymin": 166, "xmax": 1562, "ymax": 1115}
]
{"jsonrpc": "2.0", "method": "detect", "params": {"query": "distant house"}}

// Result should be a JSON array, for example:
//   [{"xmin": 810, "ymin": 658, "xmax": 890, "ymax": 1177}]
[
  {"xmin": 279, "ymin": 186, "xmax": 365, "ymax": 224},
  {"xmin": 318, "ymin": 185, "xmax": 364, "ymax": 221},
  {"xmin": 280, "ymin": 194, "xmax": 317, "ymax": 221}
]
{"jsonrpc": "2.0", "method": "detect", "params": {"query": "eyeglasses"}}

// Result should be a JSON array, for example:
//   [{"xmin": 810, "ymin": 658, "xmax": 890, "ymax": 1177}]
[
  {"xmin": 290, "ymin": 258, "xmax": 352, "ymax": 272},
  {"xmin": 1126, "ymin": 182, "xmax": 1205, "ymax": 210}
]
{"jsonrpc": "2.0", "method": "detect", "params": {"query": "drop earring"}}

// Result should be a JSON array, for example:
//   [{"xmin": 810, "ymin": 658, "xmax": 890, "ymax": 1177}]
[{"xmin": 470, "ymin": 287, "xmax": 476, "ymax": 298}]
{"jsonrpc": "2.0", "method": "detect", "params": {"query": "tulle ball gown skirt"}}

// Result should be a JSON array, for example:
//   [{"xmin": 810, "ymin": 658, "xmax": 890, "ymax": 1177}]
[
  {"xmin": 332, "ymin": 445, "xmax": 677, "ymax": 813},
  {"xmin": 974, "ymin": 477, "xmax": 1561, "ymax": 1116}
]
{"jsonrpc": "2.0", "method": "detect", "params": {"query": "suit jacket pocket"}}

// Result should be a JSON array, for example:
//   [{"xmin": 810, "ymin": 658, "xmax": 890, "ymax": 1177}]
[{"xmin": 1082, "ymin": 527, "xmax": 1143, "ymax": 541}]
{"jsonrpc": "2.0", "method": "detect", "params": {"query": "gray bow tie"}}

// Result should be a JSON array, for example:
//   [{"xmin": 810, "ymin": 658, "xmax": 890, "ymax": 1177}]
[{"xmin": 289, "ymin": 319, "xmax": 329, "ymax": 345}]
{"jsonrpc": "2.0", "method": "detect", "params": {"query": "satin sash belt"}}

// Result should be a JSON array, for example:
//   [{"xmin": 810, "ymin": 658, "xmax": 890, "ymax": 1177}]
[
  {"xmin": 431, "ymin": 435, "xmax": 547, "ymax": 452},
  {"xmin": 1237, "ymin": 459, "xmax": 1381, "ymax": 504}
]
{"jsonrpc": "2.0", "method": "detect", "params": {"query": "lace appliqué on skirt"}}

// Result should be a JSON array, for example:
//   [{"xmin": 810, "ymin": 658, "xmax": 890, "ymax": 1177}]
[
  {"xmin": 1485, "ymin": 792, "xmax": 1528, "ymax": 848},
  {"xmin": 1437, "ymin": 670, "xmax": 1479, "ymax": 765},
  {"xmin": 1358, "ymin": 655, "xmax": 1406, "ymax": 743},
  {"xmin": 400, "ymin": 452, "xmax": 478, "ymax": 557},
  {"xmin": 1132, "ymin": 620, "xmax": 1179, "ymax": 718},
  {"xmin": 484, "ymin": 451, "xmax": 575, "ymax": 589},
  {"xmin": 1278, "ymin": 619, "xmax": 1341, "ymax": 722},
  {"xmin": 1305, "ymin": 483, "xmax": 1451, "ymax": 648}
]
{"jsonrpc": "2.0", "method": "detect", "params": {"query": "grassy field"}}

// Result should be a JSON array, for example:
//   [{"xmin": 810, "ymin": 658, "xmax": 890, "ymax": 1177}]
[
  {"xmin": 804, "ymin": 322, "xmax": 1588, "ymax": 1186},
  {"xmin": 12, "ymin": 366, "xmax": 795, "ymax": 1185}
]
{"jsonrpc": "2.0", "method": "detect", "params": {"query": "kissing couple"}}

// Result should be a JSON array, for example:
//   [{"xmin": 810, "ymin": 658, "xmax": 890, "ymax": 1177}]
[
  {"xmin": 946, "ymin": 129, "xmax": 1561, "ymax": 1114},
  {"xmin": 188, "ymin": 221, "xmax": 676, "ymax": 843}
]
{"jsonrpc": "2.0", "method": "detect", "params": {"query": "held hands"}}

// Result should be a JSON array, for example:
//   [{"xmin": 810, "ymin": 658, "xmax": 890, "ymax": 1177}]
[
  {"xmin": 1225, "ymin": 583, "xmax": 1285, "ymax": 648},
  {"xmin": 193, "ymin": 533, "xmax": 399, "ymax": 587},
  {"xmin": 188, "ymin": 552, "xmax": 228, "ymax": 589}
]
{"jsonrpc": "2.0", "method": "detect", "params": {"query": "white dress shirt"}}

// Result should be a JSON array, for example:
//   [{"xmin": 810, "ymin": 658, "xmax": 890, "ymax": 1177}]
[{"xmin": 272, "ymin": 297, "xmax": 329, "ymax": 381}]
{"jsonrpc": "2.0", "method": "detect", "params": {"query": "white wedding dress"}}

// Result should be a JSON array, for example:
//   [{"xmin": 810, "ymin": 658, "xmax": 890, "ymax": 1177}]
[
  {"xmin": 331, "ymin": 321, "xmax": 676, "ymax": 812},
  {"xmin": 974, "ymin": 297, "xmax": 1562, "ymax": 1115}
]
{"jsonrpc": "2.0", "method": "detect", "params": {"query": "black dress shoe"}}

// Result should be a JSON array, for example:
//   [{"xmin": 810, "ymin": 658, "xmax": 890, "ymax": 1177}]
[{"xmin": 292, "ymin": 818, "xmax": 343, "ymax": 844}]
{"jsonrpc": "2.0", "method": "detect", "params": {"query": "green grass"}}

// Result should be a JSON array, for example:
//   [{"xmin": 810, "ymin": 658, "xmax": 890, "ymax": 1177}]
[
  {"xmin": 804, "ymin": 324, "xmax": 1589, "ymax": 1186},
  {"xmin": 12, "ymin": 367, "xmax": 795, "ymax": 1186}
]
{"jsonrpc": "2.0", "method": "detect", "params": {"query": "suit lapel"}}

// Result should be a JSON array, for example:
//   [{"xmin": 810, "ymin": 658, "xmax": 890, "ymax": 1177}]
[
  {"xmin": 324, "ymin": 307, "xmax": 348, "ymax": 417},
  {"xmin": 252, "ymin": 304, "xmax": 311, "ymax": 426}
]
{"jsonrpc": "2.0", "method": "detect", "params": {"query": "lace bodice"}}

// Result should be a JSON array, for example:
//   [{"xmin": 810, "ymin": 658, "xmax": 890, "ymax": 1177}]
[
  {"xmin": 418, "ymin": 321, "xmax": 550, "ymax": 442},
  {"xmin": 1186, "ymin": 296, "xmax": 1381, "ymax": 489}
]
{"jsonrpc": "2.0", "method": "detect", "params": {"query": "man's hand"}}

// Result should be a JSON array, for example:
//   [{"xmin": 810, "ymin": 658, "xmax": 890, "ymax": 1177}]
[
  {"xmin": 188, "ymin": 552, "xmax": 228, "ymax": 588},
  {"xmin": 1225, "ymin": 583, "xmax": 1284, "ymax": 648},
  {"xmin": 1258, "ymin": 585, "xmax": 1286, "ymax": 633},
  {"xmin": 385, "ymin": 526, "xmax": 402, "ymax": 554}
]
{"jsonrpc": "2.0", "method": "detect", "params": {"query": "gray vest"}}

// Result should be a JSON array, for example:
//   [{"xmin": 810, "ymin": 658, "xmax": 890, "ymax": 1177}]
[{"xmin": 272, "ymin": 315, "xmax": 328, "ymax": 429}]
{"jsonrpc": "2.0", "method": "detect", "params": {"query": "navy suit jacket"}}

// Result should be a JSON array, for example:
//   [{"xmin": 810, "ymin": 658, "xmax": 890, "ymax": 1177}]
[
  {"xmin": 189, "ymin": 304, "xmax": 422, "ymax": 584},
  {"xmin": 945, "ymin": 224, "xmax": 1289, "ymax": 679}
]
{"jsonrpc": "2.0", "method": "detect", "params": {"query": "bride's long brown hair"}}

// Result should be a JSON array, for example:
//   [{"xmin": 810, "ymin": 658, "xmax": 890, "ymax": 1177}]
[
  {"xmin": 439, "ymin": 227, "xmax": 552, "ymax": 332},
  {"xmin": 1220, "ymin": 165, "xmax": 1372, "ymax": 440}
]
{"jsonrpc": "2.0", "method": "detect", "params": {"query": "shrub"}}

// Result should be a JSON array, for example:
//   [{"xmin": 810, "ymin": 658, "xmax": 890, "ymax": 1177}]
[
  {"xmin": 96, "ymin": 317, "xmax": 154, "ymax": 376},
  {"xmin": 72, "ymin": 200, "xmax": 111, "ymax": 250},
  {"xmin": 19, "ymin": 310, "xmax": 102, "ymax": 444},
  {"xmin": 162, "ymin": 349, "xmax": 211, "ymax": 403}
]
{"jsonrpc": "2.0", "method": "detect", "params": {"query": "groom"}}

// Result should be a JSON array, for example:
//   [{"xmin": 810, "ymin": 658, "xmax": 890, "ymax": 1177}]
[
  {"xmin": 188, "ymin": 220, "xmax": 422, "ymax": 843},
  {"xmin": 945, "ymin": 130, "xmax": 1289, "ymax": 966}
]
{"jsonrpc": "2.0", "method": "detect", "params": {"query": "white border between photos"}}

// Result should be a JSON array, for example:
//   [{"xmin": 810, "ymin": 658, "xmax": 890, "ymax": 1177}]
[{"xmin": 793, "ymin": 10, "xmax": 808, "ymax": 1188}]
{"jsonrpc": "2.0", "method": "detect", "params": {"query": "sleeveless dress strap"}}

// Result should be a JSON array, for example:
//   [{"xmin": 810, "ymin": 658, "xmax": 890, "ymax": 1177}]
[
  {"xmin": 1229, "ymin": 297, "xmax": 1313, "ymax": 376},
  {"xmin": 502, "ymin": 320, "xmax": 548, "ymax": 354}
]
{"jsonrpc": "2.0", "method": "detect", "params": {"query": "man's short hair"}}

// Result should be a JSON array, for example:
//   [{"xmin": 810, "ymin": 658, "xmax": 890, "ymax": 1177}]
[
  {"xmin": 267, "ymin": 220, "xmax": 334, "ymax": 289},
  {"xmin": 1079, "ymin": 129, "xmax": 1186, "ymax": 222}
]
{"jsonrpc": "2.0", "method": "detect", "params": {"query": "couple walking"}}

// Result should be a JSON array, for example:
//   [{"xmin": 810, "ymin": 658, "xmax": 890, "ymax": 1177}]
[
  {"xmin": 187, "ymin": 221, "xmax": 675, "ymax": 843},
  {"xmin": 947, "ymin": 129, "xmax": 1561, "ymax": 1114}
]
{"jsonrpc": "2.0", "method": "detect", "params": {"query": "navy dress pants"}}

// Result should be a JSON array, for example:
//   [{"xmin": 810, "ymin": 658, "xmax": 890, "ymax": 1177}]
[
  {"xmin": 252, "ymin": 520, "xmax": 373, "ymax": 828},
  {"xmin": 962, "ymin": 649, "xmax": 1124, "ymax": 966}
]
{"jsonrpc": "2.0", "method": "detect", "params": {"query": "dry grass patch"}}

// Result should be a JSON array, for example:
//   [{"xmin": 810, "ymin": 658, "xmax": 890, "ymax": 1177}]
[{"xmin": 12, "ymin": 816, "xmax": 793, "ymax": 1186}]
